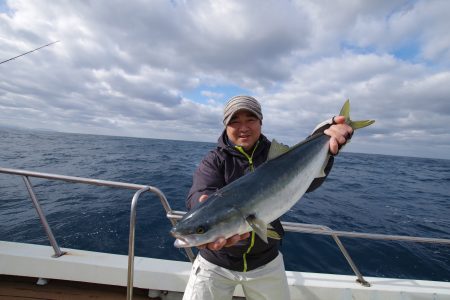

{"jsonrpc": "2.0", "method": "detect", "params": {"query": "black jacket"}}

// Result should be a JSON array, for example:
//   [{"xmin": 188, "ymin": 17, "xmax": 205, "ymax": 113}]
[{"xmin": 186, "ymin": 130, "xmax": 333, "ymax": 272}]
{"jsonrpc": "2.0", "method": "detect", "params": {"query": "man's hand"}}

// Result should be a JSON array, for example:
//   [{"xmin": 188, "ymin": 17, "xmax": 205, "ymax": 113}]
[
  {"xmin": 324, "ymin": 116, "xmax": 353, "ymax": 155},
  {"xmin": 196, "ymin": 194, "xmax": 250, "ymax": 251}
]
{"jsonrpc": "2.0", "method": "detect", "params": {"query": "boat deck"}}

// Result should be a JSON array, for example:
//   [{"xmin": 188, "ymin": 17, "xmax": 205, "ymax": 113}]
[
  {"xmin": 0, "ymin": 275, "xmax": 247, "ymax": 300},
  {"xmin": 0, "ymin": 275, "xmax": 164, "ymax": 300}
]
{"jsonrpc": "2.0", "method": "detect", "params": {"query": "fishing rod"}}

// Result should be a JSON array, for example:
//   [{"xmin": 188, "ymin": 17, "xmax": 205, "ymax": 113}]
[{"xmin": 0, "ymin": 40, "xmax": 59, "ymax": 65}]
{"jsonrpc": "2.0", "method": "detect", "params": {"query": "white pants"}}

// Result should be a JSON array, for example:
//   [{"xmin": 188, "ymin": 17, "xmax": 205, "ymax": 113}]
[{"xmin": 183, "ymin": 253, "xmax": 290, "ymax": 300}]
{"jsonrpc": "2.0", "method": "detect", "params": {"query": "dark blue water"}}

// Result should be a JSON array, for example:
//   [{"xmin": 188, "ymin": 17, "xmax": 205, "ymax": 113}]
[{"xmin": 1, "ymin": 128, "xmax": 449, "ymax": 282}]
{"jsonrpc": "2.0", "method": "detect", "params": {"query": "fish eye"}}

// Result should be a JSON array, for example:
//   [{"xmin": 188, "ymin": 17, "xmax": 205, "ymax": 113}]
[{"xmin": 196, "ymin": 226, "xmax": 206, "ymax": 234}]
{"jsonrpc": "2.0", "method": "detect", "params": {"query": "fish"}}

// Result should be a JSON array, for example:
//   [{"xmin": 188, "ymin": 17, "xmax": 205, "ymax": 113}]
[{"xmin": 170, "ymin": 100, "xmax": 374, "ymax": 248}]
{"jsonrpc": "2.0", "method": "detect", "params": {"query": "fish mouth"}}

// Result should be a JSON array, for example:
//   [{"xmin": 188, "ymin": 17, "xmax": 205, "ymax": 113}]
[
  {"xmin": 172, "ymin": 234, "xmax": 194, "ymax": 248},
  {"xmin": 170, "ymin": 229, "xmax": 193, "ymax": 248},
  {"xmin": 173, "ymin": 238, "xmax": 191, "ymax": 248}
]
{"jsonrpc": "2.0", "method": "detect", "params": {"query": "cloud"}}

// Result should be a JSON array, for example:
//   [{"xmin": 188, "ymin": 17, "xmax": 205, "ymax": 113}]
[
  {"xmin": 261, "ymin": 53, "xmax": 450, "ymax": 150},
  {"xmin": 0, "ymin": 0, "xmax": 449, "ymax": 159},
  {"xmin": 344, "ymin": 0, "xmax": 450, "ymax": 64}
]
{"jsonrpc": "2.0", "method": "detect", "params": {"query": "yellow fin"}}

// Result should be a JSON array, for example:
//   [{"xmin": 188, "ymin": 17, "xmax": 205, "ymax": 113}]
[
  {"xmin": 339, "ymin": 99, "xmax": 375, "ymax": 130},
  {"xmin": 267, "ymin": 229, "xmax": 281, "ymax": 240},
  {"xmin": 246, "ymin": 215, "xmax": 268, "ymax": 243},
  {"xmin": 267, "ymin": 139, "xmax": 290, "ymax": 161}
]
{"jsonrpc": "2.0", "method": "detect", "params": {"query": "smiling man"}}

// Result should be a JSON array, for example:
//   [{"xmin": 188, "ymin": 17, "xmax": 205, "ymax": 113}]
[
  {"xmin": 184, "ymin": 95, "xmax": 353, "ymax": 300},
  {"xmin": 224, "ymin": 98, "xmax": 263, "ymax": 152}
]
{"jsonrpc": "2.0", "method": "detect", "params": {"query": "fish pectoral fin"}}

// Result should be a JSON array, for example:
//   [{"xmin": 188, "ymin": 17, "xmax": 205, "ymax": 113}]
[
  {"xmin": 266, "ymin": 224, "xmax": 281, "ymax": 240},
  {"xmin": 246, "ymin": 215, "xmax": 268, "ymax": 243},
  {"xmin": 267, "ymin": 229, "xmax": 281, "ymax": 240}
]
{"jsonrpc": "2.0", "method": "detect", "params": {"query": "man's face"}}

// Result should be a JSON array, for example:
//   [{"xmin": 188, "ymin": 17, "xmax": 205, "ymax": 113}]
[{"xmin": 226, "ymin": 110, "xmax": 261, "ymax": 151}]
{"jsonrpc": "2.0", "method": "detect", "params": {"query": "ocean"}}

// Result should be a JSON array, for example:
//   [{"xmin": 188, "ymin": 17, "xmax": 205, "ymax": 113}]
[{"xmin": 0, "ymin": 128, "xmax": 449, "ymax": 282}]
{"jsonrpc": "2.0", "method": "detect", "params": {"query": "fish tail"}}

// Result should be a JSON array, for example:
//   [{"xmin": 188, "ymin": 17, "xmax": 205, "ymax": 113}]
[{"xmin": 340, "ymin": 99, "xmax": 375, "ymax": 130}]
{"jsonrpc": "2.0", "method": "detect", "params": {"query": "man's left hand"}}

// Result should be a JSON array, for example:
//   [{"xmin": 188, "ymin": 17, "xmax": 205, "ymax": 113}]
[{"xmin": 324, "ymin": 116, "xmax": 353, "ymax": 155}]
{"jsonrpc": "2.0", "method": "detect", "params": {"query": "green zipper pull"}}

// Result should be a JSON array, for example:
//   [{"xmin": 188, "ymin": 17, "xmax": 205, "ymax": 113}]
[{"xmin": 235, "ymin": 140, "xmax": 259, "ymax": 172}]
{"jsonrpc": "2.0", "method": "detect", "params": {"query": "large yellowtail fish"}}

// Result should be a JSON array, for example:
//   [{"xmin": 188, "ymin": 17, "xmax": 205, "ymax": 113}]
[{"xmin": 171, "ymin": 100, "xmax": 374, "ymax": 247}]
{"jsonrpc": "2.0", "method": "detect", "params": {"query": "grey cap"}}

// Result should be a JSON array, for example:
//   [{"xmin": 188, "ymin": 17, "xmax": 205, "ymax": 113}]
[{"xmin": 223, "ymin": 95, "xmax": 263, "ymax": 126}]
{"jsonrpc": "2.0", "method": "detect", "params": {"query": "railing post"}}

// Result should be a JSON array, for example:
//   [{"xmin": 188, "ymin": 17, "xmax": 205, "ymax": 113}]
[
  {"xmin": 153, "ymin": 188, "xmax": 196, "ymax": 262},
  {"xmin": 331, "ymin": 235, "xmax": 370, "ymax": 287},
  {"xmin": 281, "ymin": 222, "xmax": 371, "ymax": 287},
  {"xmin": 22, "ymin": 176, "xmax": 66, "ymax": 258},
  {"xmin": 126, "ymin": 187, "xmax": 151, "ymax": 300}
]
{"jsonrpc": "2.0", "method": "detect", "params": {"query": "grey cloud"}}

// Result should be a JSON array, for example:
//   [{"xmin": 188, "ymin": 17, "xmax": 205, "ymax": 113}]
[
  {"xmin": 259, "ymin": 51, "xmax": 450, "ymax": 155},
  {"xmin": 1, "ymin": 0, "xmax": 449, "ymax": 159}
]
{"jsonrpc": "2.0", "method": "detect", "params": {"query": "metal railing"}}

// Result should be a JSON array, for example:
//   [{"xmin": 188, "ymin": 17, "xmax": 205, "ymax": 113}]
[
  {"xmin": 0, "ymin": 167, "xmax": 196, "ymax": 300},
  {"xmin": 1, "ymin": 167, "xmax": 450, "ymax": 297},
  {"xmin": 166, "ymin": 213, "xmax": 450, "ymax": 287}
]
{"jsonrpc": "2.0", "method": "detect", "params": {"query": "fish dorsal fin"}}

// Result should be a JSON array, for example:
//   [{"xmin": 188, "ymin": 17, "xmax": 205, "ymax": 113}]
[
  {"xmin": 267, "ymin": 139, "xmax": 290, "ymax": 161},
  {"xmin": 246, "ymin": 215, "xmax": 268, "ymax": 243}
]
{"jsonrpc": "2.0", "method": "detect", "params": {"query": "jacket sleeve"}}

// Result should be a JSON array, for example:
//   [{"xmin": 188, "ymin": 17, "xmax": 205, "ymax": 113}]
[
  {"xmin": 186, "ymin": 151, "xmax": 225, "ymax": 210},
  {"xmin": 305, "ymin": 118, "xmax": 335, "ymax": 193}
]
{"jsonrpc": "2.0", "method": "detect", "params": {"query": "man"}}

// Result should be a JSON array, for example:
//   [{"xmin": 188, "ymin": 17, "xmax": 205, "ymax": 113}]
[{"xmin": 184, "ymin": 95, "xmax": 353, "ymax": 300}]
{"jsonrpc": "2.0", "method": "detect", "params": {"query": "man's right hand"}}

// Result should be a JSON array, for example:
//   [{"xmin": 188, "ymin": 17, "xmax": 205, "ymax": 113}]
[{"xmin": 197, "ymin": 195, "xmax": 250, "ymax": 251}]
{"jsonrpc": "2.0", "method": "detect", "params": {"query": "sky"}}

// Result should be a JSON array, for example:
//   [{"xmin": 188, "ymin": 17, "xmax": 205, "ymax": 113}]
[{"xmin": 1, "ymin": 0, "xmax": 449, "ymax": 160}]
